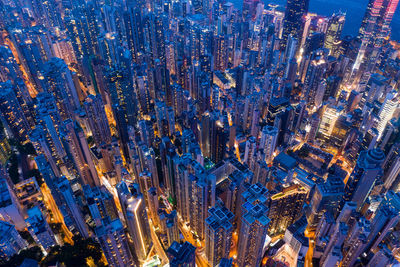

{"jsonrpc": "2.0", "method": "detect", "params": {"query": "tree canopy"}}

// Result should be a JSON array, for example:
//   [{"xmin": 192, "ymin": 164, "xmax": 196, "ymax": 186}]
[{"xmin": 41, "ymin": 235, "xmax": 106, "ymax": 267}]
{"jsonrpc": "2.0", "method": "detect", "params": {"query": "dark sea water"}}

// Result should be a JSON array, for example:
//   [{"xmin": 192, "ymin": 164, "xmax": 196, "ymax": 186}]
[{"xmin": 230, "ymin": 0, "xmax": 400, "ymax": 41}]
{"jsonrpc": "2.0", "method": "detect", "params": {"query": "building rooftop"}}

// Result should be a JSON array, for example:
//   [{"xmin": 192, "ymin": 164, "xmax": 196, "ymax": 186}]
[
  {"xmin": 241, "ymin": 183, "xmax": 270, "ymax": 226},
  {"xmin": 19, "ymin": 258, "xmax": 39, "ymax": 267},
  {"xmin": 0, "ymin": 220, "xmax": 14, "ymax": 237},
  {"xmin": 286, "ymin": 215, "xmax": 308, "ymax": 246},
  {"xmin": 206, "ymin": 205, "xmax": 234, "ymax": 231},
  {"xmin": 167, "ymin": 241, "xmax": 196, "ymax": 266},
  {"xmin": 274, "ymin": 152, "xmax": 297, "ymax": 170},
  {"xmin": 94, "ymin": 219, "xmax": 123, "ymax": 237},
  {"xmin": 218, "ymin": 258, "xmax": 233, "ymax": 267},
  {"xmin": 242, "ymin": 183, "xmax": 269, "ymax": 204}
]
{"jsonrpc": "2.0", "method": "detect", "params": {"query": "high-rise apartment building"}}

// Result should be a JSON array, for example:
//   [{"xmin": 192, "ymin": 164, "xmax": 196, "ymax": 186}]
[
  {"xmin": 341, "ymin": 149, "xmax": 385, "ymax": 211},
  {"xmin": 237, "ymin": 183, "xmax": 270, "ymax": 267},
  {"xmin": 25, "ymin": 206, "xmax": 57, "ymax": 251},
  {"xmin": 281, "ymin": 0, "xmax": 309, "ymax": 49},
  {"xmin": 95, "ymin": 219, "xmax": 135, "ymax": 266},
  {"xmin": 268, "ymin": 185, "xmax": 307, "ymax": 236},
  {"xmin": 205, "ymin": 205, "xmax": 234, "ymax": 266},
  {"xmin": 0, "ymin": 220, "xmax": 27, "ymax": 261}
]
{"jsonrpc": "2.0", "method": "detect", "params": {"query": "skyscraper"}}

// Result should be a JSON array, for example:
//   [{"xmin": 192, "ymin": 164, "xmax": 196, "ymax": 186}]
[
  {"xmin": 25, "ymin": 206, "xmax": 57, "ymax": 251},
  {"xmin": 117, "ymin": 182, "xmax": 152, "ymax": 263},
  {"xmin": 175, "ymin": 154, "xmax": 216, "ymax": 240},
  {"xmin": 64, "ymin": 120, "xmax": 100, "ymax": 187},
  {"xmin": 268, "ymin": 184, "xmax": 307, "ymax": 236},
  {"xmin": 83, "ymin": 94, "xmax": 112, "ymax": 146},
  {"xmin": 1, "ymin": 0, "xmax": 400, "ymax": 265},
  {"xmin": 307, "ymin": 175, "xmax": 344, "ymax": 230},
  {"xmin": 95, "ymin": 219, "xmax": 135, "ymax": 266},
  {"xmin": 324, "ymin": 13, "xmax": 346, "ymax": 56},
  {"xmin": 56, "ymin": 176, "xmax": 89, "ymax": 237},
  {"xmin": 211, "ymin": 120, "xmax": 228, "ymax": 164},
  {"xmin": 0, "ymin": 81, "xmax": 30, "ymax": 142},
  {"xmin": 259, "ymin": 126, "xmax": 278, "ymax": 164},
  {"xmin": 0, "ymin": 220, "xmax": 27, "ymax": 261},
  {"xmin": 41, "ymin": 58, "xmax": 80, "ymax": 120},
  {"xmin": 205, "ymin": 205, "xmax": 234, "ymax": 266},
  {"xmin": 167, "ymin": 241, "xmax": 196, "ymax": 267},
  {"xmin": 159, "ymin": 209, "xmax": 180, "ymax": 247},
  {"xmin": 236, "ymin": 183, "xmax": 270, "ymax": 267},
  {"xmin": 359, "ymin": 0, "xmax": 399, "ymax": 46},
  {"xmin": 353, "ymin": 0, "xmax": 400, "ymax": 74},
  {"xmin": 0, "ymin": 176, "xmax": 25, "ymax": 230},
  {"xmin": 376, "ymin": 91, "xmax": 398, "ymax": 139},
  {"xmin": 281, "ymin": 0, "xmax": 309, "ymax": 49},
  {"xmin": 243, "ymin": 0, "xmax": 261, "ymax": 19},
  {"xmin": 84, "ymin": 185, "xmax": 119, "ymax": 227},
  {"xmin": 125, "ymin": 194, "xmax": 152, "ymax": 263},
  {"xmin": 341, "ymin": 149, "xmax": 385, "ymax": 211}
]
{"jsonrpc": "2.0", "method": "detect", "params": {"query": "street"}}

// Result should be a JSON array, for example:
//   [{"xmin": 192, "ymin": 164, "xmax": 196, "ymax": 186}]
[{"xmin": 41, "ymin": 183, "xmax": 74, "ymax": 244}]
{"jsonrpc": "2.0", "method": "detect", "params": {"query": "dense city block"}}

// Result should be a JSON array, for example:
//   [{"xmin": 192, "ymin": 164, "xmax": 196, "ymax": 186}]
[{"xmin": 0, "ymin": 0, "xmax": 399, "ymax": 266}]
